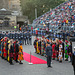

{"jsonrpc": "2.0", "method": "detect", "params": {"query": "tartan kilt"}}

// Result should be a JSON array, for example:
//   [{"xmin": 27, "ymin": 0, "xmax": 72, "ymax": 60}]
[
  {"xmin": 14, "ymin": 53, "xmax": 17, "ymax": 60},
  {"xmin": 38, "ymin": 47, "xmax": 41, "ymax": 50},
  {"xmin": 9, "ymin": 53, "xmax": 13, "ymax": 58}
]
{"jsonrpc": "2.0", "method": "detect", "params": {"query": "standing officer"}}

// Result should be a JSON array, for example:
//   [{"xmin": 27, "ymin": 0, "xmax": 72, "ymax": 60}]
[
  {"xmin": 29, "ymin": 31, "xmax": 32, "ymax": 45},
  {"xmin": 24, "ymin": 32, "xmax": 27, "ymax": 45},
  {"xmin": 46, "ymin": 43, "xmax": 52, "ymax": 68}
]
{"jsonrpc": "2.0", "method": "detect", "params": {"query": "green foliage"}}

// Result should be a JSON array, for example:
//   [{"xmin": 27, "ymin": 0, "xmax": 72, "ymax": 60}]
[{"xmin": 20, "ymin": 0, "xmax": 65, "ymax": 23}]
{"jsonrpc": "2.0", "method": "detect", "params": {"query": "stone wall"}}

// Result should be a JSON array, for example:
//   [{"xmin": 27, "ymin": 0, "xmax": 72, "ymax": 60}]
[{"xmin": 0, "ymin": 0, "xmax": 8, "ymax": 9}]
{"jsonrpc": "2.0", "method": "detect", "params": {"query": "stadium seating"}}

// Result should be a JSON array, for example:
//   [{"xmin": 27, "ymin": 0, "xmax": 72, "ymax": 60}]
[{"xmin": 33, "ymin": 0, "xmax": 75, "ymax": 27}]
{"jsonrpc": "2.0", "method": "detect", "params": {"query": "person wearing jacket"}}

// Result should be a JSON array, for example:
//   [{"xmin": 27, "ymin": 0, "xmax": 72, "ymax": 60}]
[
  {"xmin": 72, "ymin": 47, "xmax": 75, "ymax": 75},
  {"xmin": 46, "ymin": 43, "xmax": 52, "ymax": 68}
]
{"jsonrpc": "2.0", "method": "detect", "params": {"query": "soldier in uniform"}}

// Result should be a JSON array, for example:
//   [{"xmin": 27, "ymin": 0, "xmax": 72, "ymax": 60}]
[
  {"xmin": 18, "ymin": 32, "xmax": 21, "ymax": 42},
  {"xmin": 12, "ymin": 31, "xmax": 15, "ymax": 41},
  {"xmin": 15, "ymin": 31, "xmax": 18, "ymax": 40},
  {"xmin": 22, "ymin": 32, "xmax": 24, "ymax": 45},
  {"xmin": 20, "ymin": 32, "xmax": 24, "ymax": 45},
  {"xmin": 24, "ymin": 32, "xmax": 27, "ymax": 45},
  {"xmin": 9, "ymin": 31, "xmax": 13, "ymax": 39},
  {"xmin": 5, "ymin": 32, "xmax": 9, "ymax": 38},
  {"xmin": 27, "ymin": 31, "xmax": 29, "ymax": 45},
  {"xmin": 29, "ymin": 31, "xmax": 32, "ymax": 45}
]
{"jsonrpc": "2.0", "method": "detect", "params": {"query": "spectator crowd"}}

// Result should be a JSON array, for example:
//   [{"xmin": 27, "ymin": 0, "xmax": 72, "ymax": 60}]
[{"xmin": 33, "ymin": 0, "xmax": 75, "ymax": 27}]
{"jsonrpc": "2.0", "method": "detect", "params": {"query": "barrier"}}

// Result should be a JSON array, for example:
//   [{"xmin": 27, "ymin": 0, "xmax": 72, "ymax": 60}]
[{"xmin": 28, "ymin": 51, "xmax": 33, "ymax": 65}]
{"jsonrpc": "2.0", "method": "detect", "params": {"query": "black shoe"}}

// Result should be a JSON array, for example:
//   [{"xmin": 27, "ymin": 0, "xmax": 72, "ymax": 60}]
[
  {"xmin": 57, "ymin": 59, "xmax": 59, "ymax": 61},
  {"xmin": 47, "ymin": 66, "xmax": 52, "ymax": 68},
  {"xmin": 52, "ymin": 58, "xmax": 55, "ymax": 60},
  {"xmin": 50, "ymin": 66, "xmax": 52, "ymax": 68},
  {"xmin": 2, "ymin": 57, "xmax": 4, "ymax": 59},
  {"xmin": 19, "ymin": 62, "xmax": 23, "ymax": 64},
  {"xmin": 37, "ymin": 53, "xmax": 39, "ymax": 54},
  {"xmin": 65, "ymin": 59, "xmax": 68, "ymax": 61},
  {"xmin": 16, "ymin": 61, "xmax": 19, "ymax": 63},
  {"xmin": 10, "ymin": 63, "xmax": 14, "ymax": 65},
  {"xmin": 59, "ymin": 61, "xmax": 62, "ymax": 63}
]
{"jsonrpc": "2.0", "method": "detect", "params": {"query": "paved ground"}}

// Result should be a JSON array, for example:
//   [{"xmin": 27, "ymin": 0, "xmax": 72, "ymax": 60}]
[{"xmin": 0, "ymin": 36, "xmax": 74, "ymax": 75}]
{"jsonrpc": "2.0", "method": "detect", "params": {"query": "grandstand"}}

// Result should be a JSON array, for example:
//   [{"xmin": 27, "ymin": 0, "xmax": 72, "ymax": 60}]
[{"xmin": 33, "ymin": 0, "xmax": 75, "ymax": 31}]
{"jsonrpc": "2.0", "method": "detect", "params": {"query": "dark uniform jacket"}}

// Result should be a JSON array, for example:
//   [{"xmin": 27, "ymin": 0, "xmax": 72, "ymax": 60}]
[
  {"xmin": 46, "ymin": 46, "xmax": 52, "ymax": 56},
  {"xmin": 24, "ymin": 33, "xmax": 27, "ymax": 40}
]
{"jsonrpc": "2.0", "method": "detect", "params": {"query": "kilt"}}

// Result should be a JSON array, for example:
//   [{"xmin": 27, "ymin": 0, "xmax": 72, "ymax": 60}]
[
  {"xmin": 34, "ymin": 45, "xmax": 36, "ymax": 49},
  {"xmin": 14, "ymin": 53, "xmax": 17, "ymax": 60},
  {"xmin": 38, "ymin": 47, "xmax": 41, "ymax": 50},
  {"xmin": 9, "ymin": 53, "xmax": 13, "ymax": 58}
]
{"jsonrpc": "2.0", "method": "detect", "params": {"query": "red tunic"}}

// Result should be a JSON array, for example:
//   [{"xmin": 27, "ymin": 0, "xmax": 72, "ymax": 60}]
[
  {"xmin": 52, "ymin": 44, "xmax": 56, "ymax": 59},
  {"xmin": 3, "ymin": 43, "xmax": 7, "ymax": 58}
]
